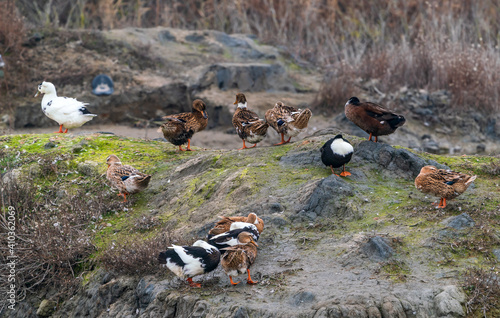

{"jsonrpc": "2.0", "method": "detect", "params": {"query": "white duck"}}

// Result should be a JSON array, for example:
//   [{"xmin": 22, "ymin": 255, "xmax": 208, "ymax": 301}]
[{"xmin": 35, "ymin": 81, "xmax": 97, "ymax": 133}]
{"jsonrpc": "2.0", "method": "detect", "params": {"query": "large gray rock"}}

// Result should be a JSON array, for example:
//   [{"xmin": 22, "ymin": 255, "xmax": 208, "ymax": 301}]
[
  {"xmin": 190, "ymin": 63, "xmax": 296, "ymax": 92},
  {"xmin": 441, "ymin": 213, "xmax": 475, "ymax": 230},
  {"xmin": 302, "ymin": 175, "xmax": 355, "ymax": 219},
  {"xmin": 361, "ymin": 236, "xmax": 393, "ymax": 261},
  {"xmin": 355, "ymin": 141, "xmax": 448, "ymax": 179}
]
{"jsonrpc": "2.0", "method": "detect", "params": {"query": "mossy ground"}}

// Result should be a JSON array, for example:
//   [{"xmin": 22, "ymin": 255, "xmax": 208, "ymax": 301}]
[{"xmin": 2, "ymin": 132, "xmax": 499, "ymax": 316}]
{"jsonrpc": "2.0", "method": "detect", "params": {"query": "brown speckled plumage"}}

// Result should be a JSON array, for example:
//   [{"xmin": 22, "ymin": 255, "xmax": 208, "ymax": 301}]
[
  {"xmin": 158, "ymin": 99, "xmax": 208, "ymax": 151},
  {"xmin": 208, "ymin": 213, "xmax": 265, "ymax": 237},
  {"xmin": 220, "ymin": 232, "xmax": 259, "ymax": 285},
  {"xmin": 415, "ymin": 165, "xmax": 476, "ymax": 208},
  {"xmin": 106, "ymin": 155, "xmax": 151, "ymax": 202},
  {"xmin": 345, "ymin": 97, "xmax": 405, "ymax": 142},
  {"xmin": 265, "ymin": 101, "xmax": 312, "ymax": 144},
  {"xmin": 232, "ymin": 93, "xmax": 269, "ymax": 150}
]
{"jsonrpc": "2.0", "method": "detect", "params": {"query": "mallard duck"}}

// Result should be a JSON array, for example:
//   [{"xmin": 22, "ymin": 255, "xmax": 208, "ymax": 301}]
[
  {"xmin": 265, "ymin": 101, "xmax": 312, "ymax": 145},
  {"xmin": 158, "ymin": 99, "xmax": 208, "ymax": 151},
  {"xmin": 344, "ymin": 97, "xmax": 405, "ymax": 142},
  {"xmin": 158, "ymin": 240, "xmax": 220, "ymax": 288},
  {"xmin": 207, "ymin": 212, "xmax": 264, "ymax": 237},
  {"xmin": 320, "ymin": 134, "xmax": 354, "ymax": 177},
  {"xmin": 35, "ymin": 81, "xmax": 97, "ymax": 133},
  {"xmin": 232, "ymin": 93, "xmax": 269, "ymax": 150},
  {"xmin": 106, "ymin": 155, "xmax": 152, "ymax": 202},
  {"xmin": 415, "ymin": 166, "xmax": 477, "ymax": 208},
  {"xmin": 208, "ymin": 224, "xmax": 260, "ymax": 252},
  {"xmin": 220, "ymin": 232, "xmax": 259, "ymax": 285}
]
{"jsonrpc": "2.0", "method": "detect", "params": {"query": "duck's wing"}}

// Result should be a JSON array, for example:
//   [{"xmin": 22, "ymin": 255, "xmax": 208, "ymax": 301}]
[
  {"xmin": 362, "ymin": 102, "xmax": 400, "ymax": 120},
  {"xmin": 109, "ymin": 165, "xmax": 142, "ymax": 181}
]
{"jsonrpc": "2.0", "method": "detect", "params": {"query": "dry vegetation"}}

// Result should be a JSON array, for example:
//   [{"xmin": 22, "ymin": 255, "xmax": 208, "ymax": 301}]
[
  {"xmin": 4, "ymin": 1, "xmax": 499, "ymax": 114},
  {"xmin": 0, "ymin": 153, "xmax": 123, "ymax": 301},
  {"xmin": 2, "ymin": 1, "xmax": 500, "ymax": 113}
]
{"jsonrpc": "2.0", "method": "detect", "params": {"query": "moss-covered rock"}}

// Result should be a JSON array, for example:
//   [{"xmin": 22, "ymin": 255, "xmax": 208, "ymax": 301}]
[{"xmin": 1, "ymin": 131, "xmax": 499, "ymax": 317}]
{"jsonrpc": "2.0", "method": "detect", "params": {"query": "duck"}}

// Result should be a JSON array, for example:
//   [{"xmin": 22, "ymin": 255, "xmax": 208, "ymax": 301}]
[
  {"xmin": 207, "ymin": 223, "xmax": 260, "ymax": 252},
  {"xmin": 106, "ymin": 155, "xmax": 152, "ymax": 202},
  {"xmin": 265, "ymin": 101, "xmax": 312, "ymax": 145},
  {"xmin": 320, "ymin": 134, "xmax": 354, "ymax": 177},
  {"xmin": 232, "ymin": 93, "xmax": 269, "ymax": 150},
  {"xmin": 344, "ymin": 97, "xmax": 405, "ymax": 142},
  {"xmin": 35, "ymin": 81, "xmax": 97, "ymax": 133},
  {"xmin": 158, "ymin": 240, "xmax": 220, "ymax": 288},
  {"xmin": 158, "ymin": 99, "xmax": 208, "ymax": 151},
  {"xmin": 207, "ymin": 212, "xmax": 265, "ymax": 237},
  {"xmin": 220, "ymin": 232, "xmax": 259, "ymax": 285},
  {"xmin": 415, "ymin": 165, "xmax": 477, "ymax": 208}
]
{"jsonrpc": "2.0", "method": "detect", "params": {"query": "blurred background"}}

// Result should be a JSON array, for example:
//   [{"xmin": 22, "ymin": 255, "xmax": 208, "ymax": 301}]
[{"xmin": 1, "ymin": 0, "xmax": 500, "ymax": 153}]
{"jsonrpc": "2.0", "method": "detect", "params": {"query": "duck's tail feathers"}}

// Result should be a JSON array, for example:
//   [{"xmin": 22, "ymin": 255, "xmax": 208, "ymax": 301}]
[
  {"xmin": 387, "ymin": 115, "xmax": 406, "ymax": 129},
  {"xmin": 292, "ymin": 108, "xmax": 312, "ymax": 129},
  {"xmin": 465, "ymin": 175, "xmax": 477, "ymax": 186},
  {"xmin": 136, "ymin": 175, "xmax": 152, "ymax": 187}
]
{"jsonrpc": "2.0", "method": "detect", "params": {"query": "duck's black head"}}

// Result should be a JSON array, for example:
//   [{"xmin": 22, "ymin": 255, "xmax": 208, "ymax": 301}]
[
  {"xmin": 333, "ymin": 134, "xmax": 343, "ymax": 140},
  {"xmin": 346, "ymin": 97, "xmax": 360, "ymax": 106}
]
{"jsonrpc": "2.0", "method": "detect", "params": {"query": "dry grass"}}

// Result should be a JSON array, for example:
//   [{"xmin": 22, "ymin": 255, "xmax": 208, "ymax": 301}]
[
  {"xmin": 6, "ymin": 1, "xmax": 500, "ymax": 113},
  {"xmin": 98, "ymin": 230, "xmax": 177, "ymax": 276},
  {"xmin": 0, "ymin": 154, "xmax": 123, "ymax": 301},
  {"xmin": 462, "ymin": 267, "xmax": 500, "ymax": 317}
]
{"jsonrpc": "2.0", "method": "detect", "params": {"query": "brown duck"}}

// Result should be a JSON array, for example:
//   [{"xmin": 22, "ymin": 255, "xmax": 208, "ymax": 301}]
[
  {"xmin": 208, "ymin": 212, "xmax": 265, "ymax": 237},
  {"xmin": 344, "ymin": 97, "xmax": 405, "ymax": 142},
  {"xmin": 265, "ymin": 101, "xmax": 312, "ymax": 145},
  {"xmin": 221, "ymin": 232, "xmax": 259, "ymax": 285},
  {"xmin": 106, "ymin": 155, "xmax": 152, "ymax": 202},
  {"xmin": 415, "ymin": 165, "xmax": 477, "ymax": 208},
  {"xmin": 232, "ymin": 93, "xmax": 269, "ymax": 150},
  {"xmin": 158, "ymin": 99, "xmax": 208, "ymax": 151}
]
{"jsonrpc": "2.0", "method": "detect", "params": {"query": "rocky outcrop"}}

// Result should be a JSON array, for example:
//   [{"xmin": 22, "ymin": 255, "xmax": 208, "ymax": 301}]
[{"xmin": 3, "ymin": 133, "xmax": 483, "ymax": 318}]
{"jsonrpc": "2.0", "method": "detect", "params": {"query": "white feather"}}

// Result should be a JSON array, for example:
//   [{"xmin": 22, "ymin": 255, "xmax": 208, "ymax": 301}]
[
  {"xmin": 229, "ymin": 222, "xmax": 258, "ymax": 232},
  {"xmin": 331, "ymin": 138, "xmax": 354, "ymax": 156},
  {"xmin": 237, "ymin": 102, "xmax": 247, "ymax": 109}
]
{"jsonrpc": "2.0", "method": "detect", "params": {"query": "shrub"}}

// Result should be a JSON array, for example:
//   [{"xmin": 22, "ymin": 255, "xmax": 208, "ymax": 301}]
[
  {"xmin": 0, "ymin": 161, "xmax": 122, "ymax": 300},
  {"xmin": 462, "ymin": 267, "xmax": 500, "ymax": 316}
]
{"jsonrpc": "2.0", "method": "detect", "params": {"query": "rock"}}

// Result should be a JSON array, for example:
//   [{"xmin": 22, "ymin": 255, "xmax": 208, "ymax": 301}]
[
  {"xmin": 361, "ymin": 236, "xmax": 393, "ymax": 261},
  {"xmin": 158, "ymin": 30, "xmax": 176, "ymax": 43},
  {"xmin": 380, "ymin": 296, "xmax": 406, "ymax": 318},
  {"xmin": 233, "ymin": 306, "xmax": 250, "ymax": 318},
  {"xmin": 191, "ymin": 63, "xmax": 295, "ymax": 92},
  {"xmin": 36, "ymin": 299, "xmax": 57, "ymax": 317},
  {"xmin": 44, "ymin": 141, "xmax": 58, "ymax": 149},
  {"xmin": 441, "ymin": 213, "xmax": 475, "ymax": 230},
  {"xmin": 290, "ymin": 291, "xmax": 316, "ymax": 307},
  {"xmin": 493, "ymin": 249, "xmax": 500, "ymax": 261},
  {"xmin": 355, "ymin": 141, "xmax": 448, "ymax": 179},
  {"xmin": 303, "ymin": 175, "xmax": 354, "ymax": 219},
  {"xmin": 77, "ymin": 161, "xmax": 99, "ymax": 176},
  {"xmin": 434, "ymin": 287, "xmax": 465, "ymax": 317},
  {"xmin": 136, "ymin": 278, "xmax": 157, "ymax": 309},
  {"xmin": 280, "ymin": 150, "xmax": 323, "ymax": 167},
  {"xmin": 367, "ymin": 306, "xmax": 382, "ymax": 318},
  {"xmin": 1, "ymin": 168, "xmax": 22, "ymax": 187}
]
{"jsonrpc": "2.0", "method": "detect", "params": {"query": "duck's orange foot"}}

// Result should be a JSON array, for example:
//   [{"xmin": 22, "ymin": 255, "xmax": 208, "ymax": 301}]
[
  {"xmin": 246, "ymin": 279, "xmax": 258, "ymax": 285},
  {"xmin": 178, "ymin": 146, "xmax": 186, "ymax": 151},
  {"xmin": 229, "ymin": 276, "xmax": 240, "ymax": 285},
  {"xmin": 54, "ymin": 125, "xmax": 65, "ymax": 133},
  {"xmin": 118, "ymin": 193, "xmax": 128, "ymax": 202},
  {"xmin": 437, "ymin": 198, "xmax": 447, "ymax": 208},
  {"xmin": 187, "ymin": 278, "xmax": 201, "ymax": 288},
  {"xmin": 340, "ymin": 171, "xmax": 351, "ymax": 177}
]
